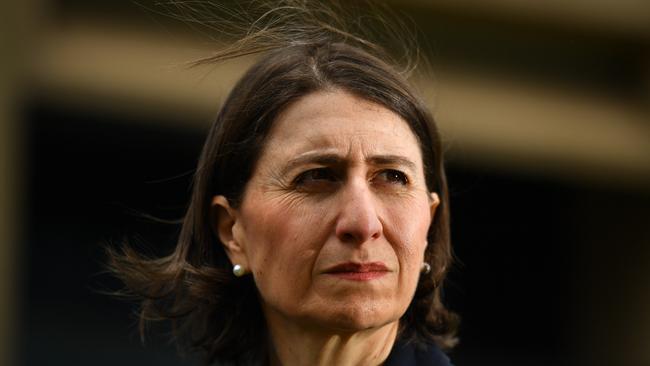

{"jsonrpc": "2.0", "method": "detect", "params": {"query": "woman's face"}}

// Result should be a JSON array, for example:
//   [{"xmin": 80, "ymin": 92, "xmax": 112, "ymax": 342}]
[{"xmin": 214, "ymin": 90, "xmax": 438, "ymax": 332}]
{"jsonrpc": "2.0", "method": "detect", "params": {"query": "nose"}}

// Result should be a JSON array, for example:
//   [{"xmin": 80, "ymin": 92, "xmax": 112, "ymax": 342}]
[{"xmin": 334, "ymin": 178, "xmax": 383, "ymax": 244}]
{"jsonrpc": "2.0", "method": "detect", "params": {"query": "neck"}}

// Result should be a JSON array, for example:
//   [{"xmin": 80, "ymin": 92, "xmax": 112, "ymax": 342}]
[{"xmin": 265, "ymin": 311, "xmax": 398, "ymax": 366}]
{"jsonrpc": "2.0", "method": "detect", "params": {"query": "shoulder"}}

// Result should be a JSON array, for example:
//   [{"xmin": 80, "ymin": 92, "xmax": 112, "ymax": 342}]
[{"xmin": 384, "ymin": 339, "xmax": 454, "ymax": 366}]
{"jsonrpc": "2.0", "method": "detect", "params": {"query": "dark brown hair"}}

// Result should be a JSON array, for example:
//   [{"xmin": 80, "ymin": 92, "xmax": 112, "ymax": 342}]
[{"xmin": 109, "ymin": 3, "xmax": 458, "ymax": 365}]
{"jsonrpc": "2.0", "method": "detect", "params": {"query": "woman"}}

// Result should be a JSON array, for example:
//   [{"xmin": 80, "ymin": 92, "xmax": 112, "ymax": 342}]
[{"xmin": 110, "ymin": 3, "xmax": 458, "ymax": 365}]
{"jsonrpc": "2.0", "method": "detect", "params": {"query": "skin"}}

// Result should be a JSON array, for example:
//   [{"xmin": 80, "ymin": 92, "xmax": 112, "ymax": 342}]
[{"xmin": 213, "ymin": 89, "xmax": 439, "ymax": 366}]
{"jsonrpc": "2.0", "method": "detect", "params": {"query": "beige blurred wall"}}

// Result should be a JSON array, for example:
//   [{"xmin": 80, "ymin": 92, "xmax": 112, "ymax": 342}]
[
  {"xmin": 1, "ymin": 8, "xmax": 18, "ymax": 366},
  {"xmin": 2, "ymin": 0, "xmax": 41, "ymax": 363},
  {"xmin": 30, "ymin": 22, "xmax": 650, "ymax": 188}
]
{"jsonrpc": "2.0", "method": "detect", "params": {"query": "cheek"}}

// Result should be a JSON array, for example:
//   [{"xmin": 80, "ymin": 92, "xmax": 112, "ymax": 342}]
[
  {"xmin": 383, "ymin": 195, "xmax": 431, "ymax": 288},
  {"xmin": 240, "ymin": 195, "xmax": 325, "ymax": 302},
  {"xmin": 385, "ymin": 195, "xmax": 431, "ymax": 257}
]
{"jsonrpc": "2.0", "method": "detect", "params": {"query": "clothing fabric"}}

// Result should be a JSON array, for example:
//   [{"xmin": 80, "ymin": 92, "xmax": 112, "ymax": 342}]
[
  {"xmin": 384, "ymin": 339, "xmax": 453, "ymax": 366},
  {"xmin": 221, "ymin": 337, "xmax": 453, "ymax": 365}
]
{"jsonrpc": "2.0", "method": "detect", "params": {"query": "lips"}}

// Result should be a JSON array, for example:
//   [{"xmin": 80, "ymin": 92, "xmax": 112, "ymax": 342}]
[{"xmin": 324, "ymin": 262, "xmax": 389, "ymax": 281}]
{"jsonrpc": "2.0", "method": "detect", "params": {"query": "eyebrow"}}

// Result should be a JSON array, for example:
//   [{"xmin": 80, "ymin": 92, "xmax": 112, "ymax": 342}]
[
  {"xmin": 281, "ymin": 153, "xmax": 343, "ymax": 177},
  {"xmin": 366, "ymin": 155, "xmax": 417, "ymax": 170},
  {"xmin": 281, "ymin": 152, "xmax": 417, "ymax": 176}
]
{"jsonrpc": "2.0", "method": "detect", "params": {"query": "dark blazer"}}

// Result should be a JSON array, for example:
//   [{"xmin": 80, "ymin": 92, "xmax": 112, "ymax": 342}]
[
  {"xmin": 226, "ymin": 339, "xmax": 454, "ymax": 365},
  {"xmin": 384, "ymin": 340, "xmax": 453, "ymax": 366}
]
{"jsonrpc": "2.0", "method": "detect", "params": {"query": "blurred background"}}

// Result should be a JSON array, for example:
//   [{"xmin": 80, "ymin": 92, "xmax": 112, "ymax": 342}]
[{"xmin": 2, "ymin": 0, "xmax": 650, "ymax": 365}]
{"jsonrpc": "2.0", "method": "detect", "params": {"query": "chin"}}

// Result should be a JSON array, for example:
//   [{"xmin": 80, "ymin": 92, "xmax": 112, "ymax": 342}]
[{"xmin": 309, "ymin": 302, "xmax": 402, "ymax": 332}]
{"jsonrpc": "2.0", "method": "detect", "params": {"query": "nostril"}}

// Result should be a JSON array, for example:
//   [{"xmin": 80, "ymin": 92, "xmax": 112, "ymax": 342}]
[
  {"xmin": 335, "ymin": 218, "xmax": 383, "ymax": 244},
  {"xmin": 340, "ymin": 233, "xmax": 355, "ymax": 243}
]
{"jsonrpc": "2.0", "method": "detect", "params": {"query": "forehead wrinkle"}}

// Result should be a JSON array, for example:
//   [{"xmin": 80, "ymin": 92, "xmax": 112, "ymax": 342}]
[
  {"xmin": 265, "ymin": 92, "xmax": 423, "ymax": 172},
  {"xmin": 278, "ymin": 129, "xmax": 419, "ymax": 169}
]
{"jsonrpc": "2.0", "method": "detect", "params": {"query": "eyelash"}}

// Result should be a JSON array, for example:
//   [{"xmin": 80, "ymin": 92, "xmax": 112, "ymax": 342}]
[
  {"xmin": 292, "ymin": 168, "xmax": 409, "ymax": 188},
  {"xmin": 377, "ymin": 169, "xmax": 409, "ymax": 185},
  {"xmin": 293, "ymin": 168, "xmax": 339, "ymax": 186}
]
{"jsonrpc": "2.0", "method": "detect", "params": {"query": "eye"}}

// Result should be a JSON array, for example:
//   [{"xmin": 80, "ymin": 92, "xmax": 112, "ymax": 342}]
[
  {"xmin": 375, "ymin": 169, "xmax": 409, "ymax": 185},
  {"xmin": 293, "ymin": 168, "xmax": 339, "ymax": 188}
]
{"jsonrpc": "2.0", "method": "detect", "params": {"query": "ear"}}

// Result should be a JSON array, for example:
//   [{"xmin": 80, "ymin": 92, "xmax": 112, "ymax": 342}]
[
  {"xmin": 211, "ymin": 195, "xmax": 249, "ymax": 268},
  {"xmin": 429, "ymin": 192, "xmax": 441, "ymax": 221}
]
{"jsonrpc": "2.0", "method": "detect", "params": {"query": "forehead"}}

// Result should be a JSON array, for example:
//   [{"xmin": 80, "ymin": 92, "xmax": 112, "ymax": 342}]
[{"xmin": 263, "ymin": 90, "xmax": 422, "ymax": 160}]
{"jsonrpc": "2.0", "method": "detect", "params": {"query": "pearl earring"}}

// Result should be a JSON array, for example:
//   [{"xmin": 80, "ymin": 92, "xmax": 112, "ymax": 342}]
[
  {"xmin": 421, "ymin": 262, "xmax": 431, "ymax": 274},
  {"xmin": 233, "ymin": 264, "xmax": 246, "ymax": 277}
]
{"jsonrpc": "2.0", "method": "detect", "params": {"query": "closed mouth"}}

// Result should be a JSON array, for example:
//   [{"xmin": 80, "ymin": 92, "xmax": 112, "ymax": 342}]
[{"xmin": 324, "ymin": 262, "xmax": 389, "ymax": 281}]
